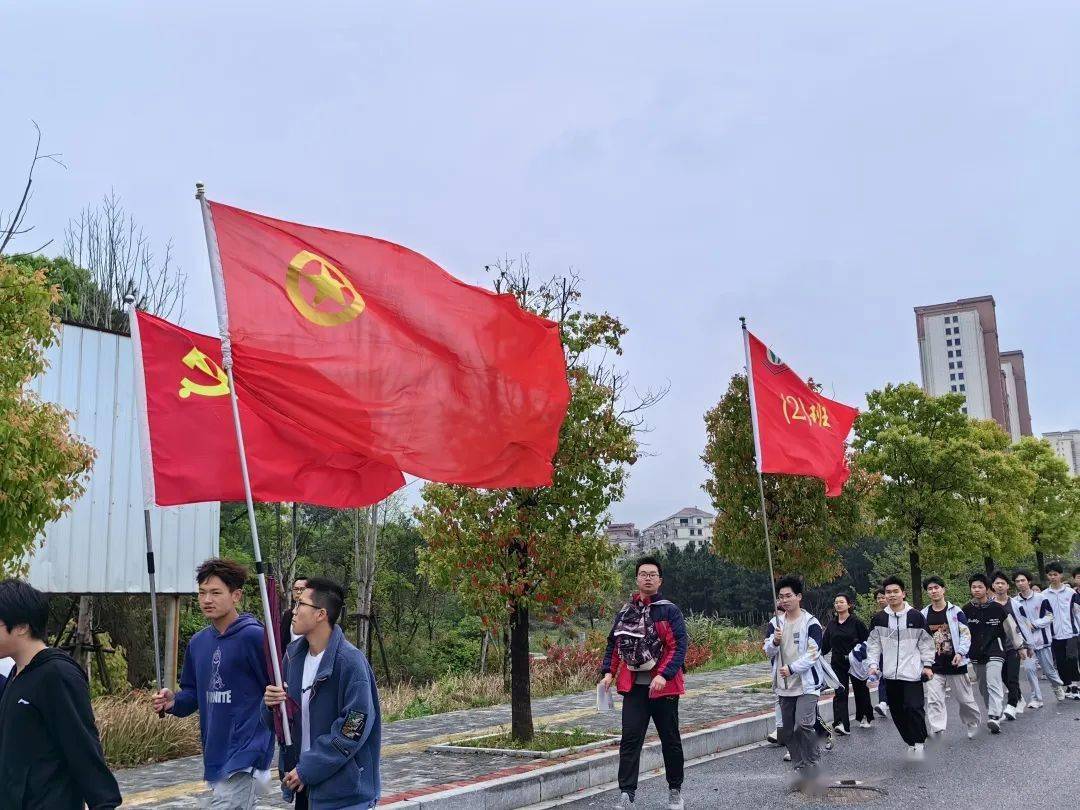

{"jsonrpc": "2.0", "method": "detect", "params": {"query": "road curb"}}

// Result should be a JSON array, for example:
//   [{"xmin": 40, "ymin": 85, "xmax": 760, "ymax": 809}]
[{"xmin": 382, "ymin": 697, "xmax": 836, "ymax": 809}]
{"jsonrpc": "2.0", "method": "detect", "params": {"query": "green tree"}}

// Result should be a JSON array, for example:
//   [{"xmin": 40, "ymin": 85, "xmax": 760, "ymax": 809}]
[
  {"xmin": 418, "ymin": 264, "xmax": 651, "ymax": 743},
  {"xmin": 701, "ymin": 374, "xmax": 871, "ymax": 585},
  {"xmin": 962, "ymin": 420, "xmax": 1035, "ymax": 575},
  {"xmin": 1012, "ymin": 437, "xmax": 1080, "ymax": 580},
  {"xmin": 0, "ymin": 259, "xmax": 95, "ymax": 571},
  {"xmin": 853, "ymin": 383, "xmax": 985, "ymax": 609}
]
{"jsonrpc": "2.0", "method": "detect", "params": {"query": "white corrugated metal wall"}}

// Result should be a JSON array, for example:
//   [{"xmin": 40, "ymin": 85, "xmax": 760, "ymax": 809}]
[{"xmin": 24, "ymin": 323, "xmax": 219, "ymax": 594}]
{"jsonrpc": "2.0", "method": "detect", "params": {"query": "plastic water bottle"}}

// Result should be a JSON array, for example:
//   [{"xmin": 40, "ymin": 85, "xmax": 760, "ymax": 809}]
[{"xmin": 867, "ymin": 671, "xmax": 880, "ymax": 688}]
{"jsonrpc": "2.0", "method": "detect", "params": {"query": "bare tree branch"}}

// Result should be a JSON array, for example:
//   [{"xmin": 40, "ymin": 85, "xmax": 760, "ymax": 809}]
[
  {"xmin": 62, "ymin": 190, "xmax": 186, "ymax": 331},
  {"xmin": 1, "ymin": 121, "xmax": 66, "ymax": 256}
]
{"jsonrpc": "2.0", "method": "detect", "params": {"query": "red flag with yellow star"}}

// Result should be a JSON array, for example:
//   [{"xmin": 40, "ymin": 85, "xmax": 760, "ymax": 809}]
[
  {"xmin": 204, "ymin": 200, "xmax": 570, "ymax": 488},
  {"xmin": 131, "ymin": 310, "xmax": 404, "ymax": 507},
  {"xmin": 746, "ymin": 331, "xmax": 858, "ymax": 497}
]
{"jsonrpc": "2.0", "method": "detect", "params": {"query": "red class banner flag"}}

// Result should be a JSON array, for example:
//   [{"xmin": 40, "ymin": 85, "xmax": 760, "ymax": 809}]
[
  {"xmin": 746, "ymin": 331, "xmax": 858, "ymax": 497},
  {"xmin": 132, "ymin": 310, "xmax": 404, "ymax": 507},
  {"xmin": 204, "ymin": 200, "xmax": 571, "ymax": 488}
]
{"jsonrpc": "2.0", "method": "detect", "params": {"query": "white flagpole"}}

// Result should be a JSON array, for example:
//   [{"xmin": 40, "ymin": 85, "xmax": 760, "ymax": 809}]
[
  {"xmin": 126, "ymin": 297, "xmax": 165, "ymax": 706},
  {"xmin": 195, "ymin": 183, "xmax": 292, "ymax": 747},
  {"xmin": 740, "ymin": 317, "xmax": 778, "ymax": 608}
]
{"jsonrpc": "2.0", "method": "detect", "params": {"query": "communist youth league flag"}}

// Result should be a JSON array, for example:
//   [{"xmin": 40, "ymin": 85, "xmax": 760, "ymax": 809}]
[
  {"xmin": 203, "ymin": 200, "xmax": 571, "ymax": 488},
  {"xmin": 131, "ymin": 310, "xmax": 405, "ymax": 507},
  {"xmin": 746, "ymin": 330, "xmax": 858, "ymax": 497}
]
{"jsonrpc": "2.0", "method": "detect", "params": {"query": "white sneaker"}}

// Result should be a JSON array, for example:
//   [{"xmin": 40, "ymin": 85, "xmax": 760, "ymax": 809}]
[
  {"xmin": 988, "ymin": 717, "xmax": 1001, "ymax": 734},
  {"xmin": 875, "ymin": 701, "xmax": 889, "ymax": 717},
  {"xmin": 906, "ymin": 745, "xmax": 918, "ymax": 759},
  {"xmin": 1027, "ymin": 699, "xmax": 1043, "ymax": 709},
  {"xmin": 1016, "ymin": 698, "xmax": 1026, "ymax": 714},
  {"xmin": 667, "ymin": 788, "xmax": 685, "ymax": 810},
  {"xmin": 966, "ymin": 724, "xmax": 978, "ymax": 739},
  {"xmin": 1004, "ymin": 705, "xmax": 1017, "ymax": 720},
  {"xmin": 1053, "ymin": 685, "xmax": 1066, "ymax": 701},
  {"xmin": 614, "ymin": 791, "xmax": 634, "ymax": 809},
  {"xmin": 784, "ymin": 751, "xmax": 792, "ymax": 761},
  {"xmin": 913, "ymin": 742, "xmax": 925, "ymax": 760},
  {"xmin": 859, "ymin": 719, "xmax": 872, "ymax": 729}
]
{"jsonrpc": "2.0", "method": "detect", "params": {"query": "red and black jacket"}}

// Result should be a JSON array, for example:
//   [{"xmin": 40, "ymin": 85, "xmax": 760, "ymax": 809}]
[{"xmin": 601, "ymin": 592, "xmax": 688, "ymax": 697}]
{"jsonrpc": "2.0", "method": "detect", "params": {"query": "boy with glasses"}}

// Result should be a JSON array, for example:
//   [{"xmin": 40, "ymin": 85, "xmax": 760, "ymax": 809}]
[
  {"xmin": 601, "ymin": 557, "xmax": 687, "ymax": 810},
  {"xmin": 265, "ymin": 578, "xmax": 381, "ymax": 809}
]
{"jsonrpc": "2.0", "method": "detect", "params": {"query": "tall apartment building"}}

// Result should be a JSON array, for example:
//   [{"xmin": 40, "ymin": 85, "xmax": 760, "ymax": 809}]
[
  {"xmin": 914, "ymin": 296, "xmax": 1032, "ymax": 441},
  {"xmin": 1044, "ymin": 429, "xmax": 1080, "ymax": 476}
]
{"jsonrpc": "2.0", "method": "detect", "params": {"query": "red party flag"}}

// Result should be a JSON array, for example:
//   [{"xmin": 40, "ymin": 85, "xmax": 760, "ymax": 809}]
[
  {"xmin": 204, "ymin": 200, "xmax": 571, "ymax": 488},
  {"xmin": 746, "ymin": 330, "xmax": 858, "ymax": 497},
  {"xmin": 132, "ymin": 310, "xmax": 404, "ymax": 507}
]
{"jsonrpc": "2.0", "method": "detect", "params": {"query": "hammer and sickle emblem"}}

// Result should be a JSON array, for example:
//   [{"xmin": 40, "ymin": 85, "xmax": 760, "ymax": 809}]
[
  {"xmin": 179, "ymin": 347, "xmax": 230, "ymax": 399},
  {"xmin": 285, "ymin": 250, "xmax": 365, "ymax": 327}
]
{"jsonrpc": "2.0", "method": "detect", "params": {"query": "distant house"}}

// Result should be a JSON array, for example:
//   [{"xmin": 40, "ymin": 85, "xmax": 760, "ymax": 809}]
[
  {"xmin": 640, "ymin": 507, "xmax": 715, "ymax": 551},
  {"xmin": 604, "ymin": 522, "xmax": 643, "ymax": 555}
]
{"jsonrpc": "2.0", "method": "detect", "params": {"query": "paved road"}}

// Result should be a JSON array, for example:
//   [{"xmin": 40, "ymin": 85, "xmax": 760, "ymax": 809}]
[{"xmin": 556, "ymin": 695, "xmax": 1080, "ymax": 809}]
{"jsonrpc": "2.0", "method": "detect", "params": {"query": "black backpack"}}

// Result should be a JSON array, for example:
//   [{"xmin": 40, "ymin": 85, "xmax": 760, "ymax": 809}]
[{"xmin": 614, "ymin": 598, "xmax": 669, "ymax": 671}]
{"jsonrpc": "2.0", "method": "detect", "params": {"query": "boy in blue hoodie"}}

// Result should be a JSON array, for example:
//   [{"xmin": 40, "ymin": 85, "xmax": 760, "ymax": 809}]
[
  {"xmin": 264, "ymin": 577, "xmax": 381, "ymax": 810},
  {"xmin": 153, "ymin": 558, "xmax": 275, "ymax": 809}
]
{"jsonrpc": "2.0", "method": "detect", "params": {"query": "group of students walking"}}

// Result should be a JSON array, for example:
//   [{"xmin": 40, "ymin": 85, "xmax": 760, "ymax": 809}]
[
  {"xmin": 765, "ymin": 562, "xmax": 1080, "ymax": 790},
  {"xmin": 0, "ymin": 558, "xmax": 382, "ymax": 810}
]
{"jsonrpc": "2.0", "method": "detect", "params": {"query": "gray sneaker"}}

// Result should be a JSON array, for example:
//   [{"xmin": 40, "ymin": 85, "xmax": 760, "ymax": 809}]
[
  {"xmin": 615, "ymin": 791, "xmax": 634, "ymax": 809},
  {"xmin": 668, "ymin": 788, "xmax": 685, "ymax": 809}
]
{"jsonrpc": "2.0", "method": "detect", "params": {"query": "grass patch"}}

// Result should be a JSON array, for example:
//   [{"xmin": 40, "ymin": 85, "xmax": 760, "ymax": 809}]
[
  {"xmin": 452, "ymin": 726, "xmax": 612, "ymax": 751},
  {"xmin": 93, "ymin": 690, "xmax": 201, "ymax": 768}
]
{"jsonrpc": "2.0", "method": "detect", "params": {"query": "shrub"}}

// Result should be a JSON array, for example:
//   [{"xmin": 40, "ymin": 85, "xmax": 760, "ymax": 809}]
[{"xmin": 93, "ymin": 691, "xmax": 201, "ymax": 768}]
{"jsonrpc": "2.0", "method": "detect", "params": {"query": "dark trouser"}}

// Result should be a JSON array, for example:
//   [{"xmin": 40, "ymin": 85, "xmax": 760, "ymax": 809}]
[
  {"xmin": 778, "ymin": 693, "xmax": 821, "ymax": 770},
  {"xmin": 877, "ymin": 677, "xmax": 887, "ymax": 704},
  {"xmin": 1003, "ymin": 649, "xmax": 1022, "ymax": 707},
  {"xmin": 295, "ymin": 788, "xmax": 309, "ymax": 810},
  {"xmin": 884, "ymin": 678, "xmax": 927, "ymax": 745},
  {"xmin": 1052, "ymin": 638, "xmax": 1080, "ymax": 685},
  {"xmin": 618, "ymin": 685, "xmax": 683, "ymax": 795},
  {"xmin": 832, "ymin": 657, "xmax": 872, "ymax": 730}
]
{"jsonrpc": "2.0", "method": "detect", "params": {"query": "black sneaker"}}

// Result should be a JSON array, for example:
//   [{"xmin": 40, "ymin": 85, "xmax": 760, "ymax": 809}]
[{"xmin": 988, "ymin": 717, "xmax": 1001, "ymax": 734}]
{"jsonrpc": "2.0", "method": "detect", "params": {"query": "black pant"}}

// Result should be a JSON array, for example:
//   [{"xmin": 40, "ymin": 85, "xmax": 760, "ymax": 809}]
[
  {"xmin": 884, "ymin": 678, "xmax": 927, "ymax": 745},
  {"xmin": 618, "ymin": 684, "xmax": 683, "ymax": 795},
  {"xmin": 1052, "ymin": 638, "xmax": 1080, "ymax": 685},
  {"xmin": 832, "ymin": 657, "xmax": 873, "ymax": 730},
  {"xmin": 1003, "ymin": 649, "xmax": 1022, "ymax": 707},
  {"xmin": 295, "ymin": 787, "xmax": 309, "ymax": 810}
]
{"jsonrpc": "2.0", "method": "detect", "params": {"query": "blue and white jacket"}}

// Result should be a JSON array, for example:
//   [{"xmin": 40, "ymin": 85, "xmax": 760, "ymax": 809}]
[
  {"xmin": 848, "ymin": 642, "xmax": 871, "ymax": 682},
  {"xmin": 763, "ymin": 611, "xmax": 840, "ymax": 696},
  {"xmin": 1042, "ymin": 585, "xmax": 1080, "ymax": 641},
  {"xmin": 920, "ymin": 602, "xmax": 972, "ymax": 667},
  {"xmin": 866, "ymin": 603, "xmax": 935, "ymax": 682},
  {"xmin": 1012, "ymin": 592, "xmax": 1055, "ymax": 650}
]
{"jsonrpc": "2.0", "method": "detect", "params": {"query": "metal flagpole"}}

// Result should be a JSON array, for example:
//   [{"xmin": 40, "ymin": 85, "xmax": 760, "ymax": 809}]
[
  {"xmin": 126, "ymin": 297, "xmax": 165, "ymax": 711},
  {"xmin": 195, "ymin": 184, "xmax": 292, "ymax": 747},
  {"xmin": 740, "ymin": 317, "xmax": 778, "ymax": 609}
]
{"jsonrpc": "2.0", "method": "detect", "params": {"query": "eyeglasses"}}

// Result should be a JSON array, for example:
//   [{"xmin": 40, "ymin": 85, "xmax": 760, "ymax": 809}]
[
  {"xmin": 294, "ymin": 599, "xmax": 323, "ymax": 612},
  {"xmin": 637, "ymin": 572, "xmax": 660, "ymax": 579}
]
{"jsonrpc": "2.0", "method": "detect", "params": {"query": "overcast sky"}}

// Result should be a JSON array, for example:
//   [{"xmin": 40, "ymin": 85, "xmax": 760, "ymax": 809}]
[{"xmin": 4, "ymin": 2, "xmax": 1078, "ymax": 527}]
